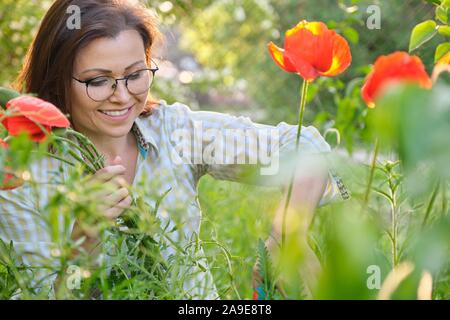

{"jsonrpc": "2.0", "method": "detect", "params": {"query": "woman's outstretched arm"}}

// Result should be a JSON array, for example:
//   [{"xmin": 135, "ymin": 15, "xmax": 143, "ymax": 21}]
[{"xmin": 256, "ymin": 158, "xmax": 329, "ymax": 298}]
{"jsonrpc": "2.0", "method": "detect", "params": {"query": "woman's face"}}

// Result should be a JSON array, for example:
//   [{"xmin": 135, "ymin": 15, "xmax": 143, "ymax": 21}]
[{"xmin": 71, "ymin": 29, "xmax": 148, "ymax": 140}]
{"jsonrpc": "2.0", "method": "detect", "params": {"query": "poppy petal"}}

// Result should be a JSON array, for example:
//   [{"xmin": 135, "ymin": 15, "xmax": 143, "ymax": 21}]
[
  {"xmin": 311, "ymin": 29, "xmax": 335, "ymax": 73},
  {"xmin": 437, "ymin": 51, "xmax": 450, "ymax": 65},
  {"xmin": 1, "ymin": 116, "xmax": 51, "ymax": 141},
  {"xmin": 294, "ymin": 21, "xmax": 335, "ymax": 73},
  {"xmin": 6, "ymin": 96, "xmax": 70, "ymax": 128},
  {"xmin": 268, "ymin": 42, "xmax": 297, "ymax": 73},
  {"xmin": 320, "ymin": 33, "xmax": 352, "ymax": 77},
  {"xmin": 361, "ymin": 72, "xmax": 377, "ymax": 108},
  {"xmin": 361, "ymin": 51, "xmax": 432, "ymax": 108},
  {"xmin": 286, "ymin": 20, "xmax": 328, "ymax": 37},
  {"xmin": 269, "ymin": 20, "xmax": 351, "ymax": 81},
  {"xmin": 285, "ymin": 22, "xmax": 334, "ymax": 79},
  {"xmin": 432, "ymin": 63, "xmax": 450, "ymax": 82},
  {"xmin": 284, "ymin": 51, "xmax": 320, "ymax": 81},
  {"xmin": 285, "ymin": 27, "xmax": 318, "ymax": 68}
]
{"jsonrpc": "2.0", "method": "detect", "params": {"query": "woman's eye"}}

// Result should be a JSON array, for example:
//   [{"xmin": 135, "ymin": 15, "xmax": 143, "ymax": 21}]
[
  {"xmin": 89, "ymin": 78, "xmax": 110, "ymax": 87},
  {"xmin": 128, "ymin": 71, "xmax": 142, "ymax": 80}
]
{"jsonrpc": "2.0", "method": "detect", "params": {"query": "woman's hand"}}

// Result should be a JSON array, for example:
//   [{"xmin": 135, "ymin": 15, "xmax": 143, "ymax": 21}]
[
  {"xmin": 89, "ymin": 155, "xmax": 132, "ymax": 220},
  {"xmin": 70, "ymin": 156, "xmax": 131, "ymax": 255}
]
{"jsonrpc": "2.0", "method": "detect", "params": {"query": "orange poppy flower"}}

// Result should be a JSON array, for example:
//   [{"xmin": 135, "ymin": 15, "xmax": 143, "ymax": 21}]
[
  {"xmin": 268, "ymin": 20, "xmax": 352, "ymax": 82},
  {"xmin": 432, "ymin": 51, "xmax": 450, "ymax": 82},
  {"xmin": 437, "ymin": 51, "xmax": 450, "ymax": 66},
  {"xmin": 361, "ymin": 51, "xmax": 432, "ymax": 108},
  {"xmin": 0, "ymin": 138, "xmax": 24, "ymax": 190},
  {"xmin": 1, "ymin": 96, "xmax": 70, "ymax": 142}
]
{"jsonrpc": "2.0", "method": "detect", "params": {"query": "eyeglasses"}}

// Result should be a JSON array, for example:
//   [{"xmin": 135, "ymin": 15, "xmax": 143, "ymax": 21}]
[{"xmin": 72, "ymin": 64, "xmax": 159, "ymax": 102}]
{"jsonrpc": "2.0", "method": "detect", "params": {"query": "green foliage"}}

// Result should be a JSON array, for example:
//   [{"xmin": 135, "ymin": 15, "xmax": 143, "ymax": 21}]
[
  {"xmin": 409, "ymin": 0, "xmax": 450, "ymax": 64},
  {"xmin": 368, "ymin": 80, "xmax": 450, "ymax": 196},
  {"xmin": 0, "ymin": 87, "xmax": 20, "ymax": 107},
  {"xmin": 0, "ymin": 0, "xmax": 52, "ymax": 86},
  {"xmin": 167, "ymin": 0, "xmax": 436, "ymax": 151},
  {"xmin": 254, "ymin": 239, "xmax": 282, "ymax": 300},
  {"xmin": 435, "ymin": 42, "xmax": 450, "ymax": 61},
  {"xmin": 409, "ymin": 20, "xmax": 439, "ymax": 52}
]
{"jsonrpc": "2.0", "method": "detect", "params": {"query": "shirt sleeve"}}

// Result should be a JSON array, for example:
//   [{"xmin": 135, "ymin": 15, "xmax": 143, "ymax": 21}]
[
  {"xmin": 163, "ymin": 102, "xmax": 349, "ymax": 206},
  {"xmin": 0, "ymin": 157, "xmax": 72, "ymax": 294}
]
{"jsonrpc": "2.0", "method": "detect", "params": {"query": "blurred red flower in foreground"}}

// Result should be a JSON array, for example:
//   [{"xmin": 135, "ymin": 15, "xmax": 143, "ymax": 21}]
[
  {"xmin": 0, "ymin": 138, "xmax": 24, "ymax": 190},
  {"xmin": 361, "ymin": 51, "xmax": 432, "ymax": 108},
  {"xmin": 268, "ymin": 20, "xmax": 352, "ymax": 82},
  {"xmin": 0, "ymin": 96, "xmax": 70, "ymax": 142}
]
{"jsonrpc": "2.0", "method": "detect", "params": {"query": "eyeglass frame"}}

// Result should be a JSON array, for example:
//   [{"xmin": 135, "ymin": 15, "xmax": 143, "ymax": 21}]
[{"xmin": 72, "ymin": 61, "xmax": 159, "ymax": 102}]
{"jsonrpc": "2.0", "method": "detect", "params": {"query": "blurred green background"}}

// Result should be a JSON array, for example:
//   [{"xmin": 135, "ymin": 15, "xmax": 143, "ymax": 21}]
[{"xmin": 0, "ymin": 0, "xmax": 438, "ymax": 152}]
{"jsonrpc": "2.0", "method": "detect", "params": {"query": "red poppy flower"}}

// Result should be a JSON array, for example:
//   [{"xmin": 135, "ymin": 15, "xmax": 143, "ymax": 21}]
[
  {"xmin": 0, "ymin": 96, "xmax": 70, "ymax": 142},
  {"xmin": 0, "ymin": 138, "xmax": 24, "ymax": 190},
  {"xmin": 437, "ymin": 51, "xmax": 450, "ymax": 66},
  {"xmin": 268, "ymin": 20, "xmax": 352, "ymax": 82},
  {"xmin": 432, "ymin": 51, "xmax": 450, "ymax": 82},
  {"xmin": 361, "ymin": 51, "xmax": 432, "ymax": 108}
]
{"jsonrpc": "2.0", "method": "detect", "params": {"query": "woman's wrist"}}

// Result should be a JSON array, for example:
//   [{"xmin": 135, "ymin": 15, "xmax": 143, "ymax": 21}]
[{"xmin": 70, "ymin": 220, "xmax": 102, "ymax": 256}]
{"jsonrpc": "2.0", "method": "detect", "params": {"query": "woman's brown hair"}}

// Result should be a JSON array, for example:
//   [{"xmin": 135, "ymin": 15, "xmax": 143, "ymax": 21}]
[{"xmin": 13, "ymin": 0, "xmax": 162, "ymax": 119}]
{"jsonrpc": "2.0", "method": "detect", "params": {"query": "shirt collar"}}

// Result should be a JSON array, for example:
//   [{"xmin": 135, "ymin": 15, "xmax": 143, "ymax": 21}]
[{"xmin": 132, "ymin": 117, "xmax": 159, "ymax": 159}]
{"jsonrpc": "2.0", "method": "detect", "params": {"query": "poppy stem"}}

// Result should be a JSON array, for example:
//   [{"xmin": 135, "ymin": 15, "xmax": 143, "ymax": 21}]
[
  {"xmin": 422, "ymin": 179, "xmax": 440, "ymax": 228},
  {"xmin": 40, "ymin": 152, "xmax": 76, "ymax": 167},
  {"xmin": 65, "ymin": 128, "xmax": 105, "ymax": 169},
  {"xmin": 363, "ymin": 138, "xmax": 379, "ymax": 209},
  {"xmin": 281, "ymin": 79, "xmax": 309, "ymax": 249},
  {"xmin": 54, "ymin": 136, "xmax": 101, "ymax": 171}
]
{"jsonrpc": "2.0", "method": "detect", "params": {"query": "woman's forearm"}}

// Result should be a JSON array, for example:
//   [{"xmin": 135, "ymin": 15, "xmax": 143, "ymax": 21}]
[
  {"xmin": 260, "ymin": 166, "xmax": 328, "ymax": 297},
  {"xmin": 272, "ymin": 165, "xmax": 328, "ymax": 241}
]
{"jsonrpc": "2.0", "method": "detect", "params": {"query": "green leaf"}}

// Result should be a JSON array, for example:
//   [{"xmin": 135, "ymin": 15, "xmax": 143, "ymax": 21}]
[
  {"xmin": 409, "ymin": 20, "xmax": 438, "ymax": 52},
  {"xmin": 436, "ymin": 5, "xmax": 448, "ymax": 23},
  {"xmin": 438, "ymin": 25, "xmax": 450, "ymax": 36},
  {"xmin": 343, "ymin": 27, "xmax": 359, "ymax": 44},
  {"xmin": 435, "ymin": 42, "xmax": 450, "ymax": 62},
  {"xmin": 0, "ymin": 87, "xmax": 20, "ymax": 109}
]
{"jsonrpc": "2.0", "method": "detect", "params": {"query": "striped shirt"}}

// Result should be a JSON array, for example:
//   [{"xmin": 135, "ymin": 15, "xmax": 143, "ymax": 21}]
[{"xmin": 0, "ymin": 100, "xmax": 347, "ymax": 298}]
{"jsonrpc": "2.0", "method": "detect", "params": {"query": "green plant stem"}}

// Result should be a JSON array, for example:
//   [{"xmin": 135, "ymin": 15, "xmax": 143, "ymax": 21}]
[
  {"xmin": 386, "ymin": 166, "xmax": 400, "ymax": 268},
  {"xmin": 68, "ymin": 149, "xmax": 96, "ymax": 174},
  {"xmin": 54, "ymin": 137, "xmax": 100, "ymax": 170},
  {"xmin": 281, "ymin": 79, "xmax": 309, "ymax": 249},
  {"xmin": 363, "ymin": 138, "xmax": 379, "ymax": 209},
  {"xmin": 66, "ymin": 128, "xmax": 104, "ymax": 165},
  {"xmin": 422, "ymin": 179, "xmax": 440, "ymax": 228},
  {"xmin": 389, "ymin": 188, "xmax": 398, "ymax": 267},
  {"xmin": 42, "ymin": 152, "xmax": 76, "ymax": 167}
]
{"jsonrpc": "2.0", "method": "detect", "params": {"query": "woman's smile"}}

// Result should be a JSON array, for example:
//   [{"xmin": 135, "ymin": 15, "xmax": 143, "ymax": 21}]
[{"xmin": 97, "ymin": 104, "xmax": 134, "ymax": 122}]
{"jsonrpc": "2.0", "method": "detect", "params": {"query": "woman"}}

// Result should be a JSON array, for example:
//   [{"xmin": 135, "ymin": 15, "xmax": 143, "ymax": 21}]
[{"xmin": 0, "ymin": 0, "xmax": 346, "ymax": 299}]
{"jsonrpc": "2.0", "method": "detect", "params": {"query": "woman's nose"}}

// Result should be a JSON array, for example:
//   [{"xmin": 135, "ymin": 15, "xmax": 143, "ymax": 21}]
[{"xmin": 109, "ymin": 79, "xmax": 132, "ymax": 103}]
